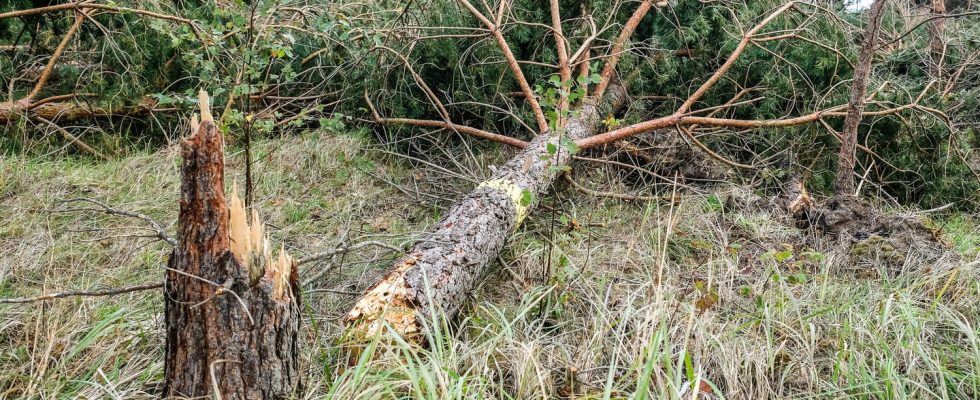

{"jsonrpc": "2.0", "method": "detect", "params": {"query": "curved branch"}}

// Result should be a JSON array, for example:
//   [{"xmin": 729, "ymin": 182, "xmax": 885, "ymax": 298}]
[
  {"xmin": 364, "ymin": 93, "xmax": 528, "ymax": 148},
  {"xmin": 676, "ymin": 125, "xmax": 757, "ymax": 170},
  {"xmin": 457, "ymin": 0, "xmax": 549, "ymax": 132}
]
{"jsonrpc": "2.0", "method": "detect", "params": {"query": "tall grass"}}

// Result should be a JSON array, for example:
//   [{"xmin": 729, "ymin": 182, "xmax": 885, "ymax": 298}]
[{"xmin": 1, "ymin": 135, "xmax": 977, "ymax": 399}]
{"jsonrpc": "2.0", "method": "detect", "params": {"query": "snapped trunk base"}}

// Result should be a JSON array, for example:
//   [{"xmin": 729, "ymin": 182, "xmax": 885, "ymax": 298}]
[{"xmin": 163, "ymin": 93, "xmax": 301, "ymax": 399}]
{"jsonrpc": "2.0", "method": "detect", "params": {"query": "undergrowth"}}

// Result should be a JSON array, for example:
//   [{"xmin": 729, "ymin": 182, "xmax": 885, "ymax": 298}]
[{"xmin": 0, "ymin": 132, "xmax": 977, "ymax": 399}]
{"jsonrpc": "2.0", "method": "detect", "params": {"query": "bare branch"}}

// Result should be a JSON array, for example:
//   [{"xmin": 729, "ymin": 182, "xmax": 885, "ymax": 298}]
[
  {"xmin": 58, "ymin": 198, "xmax": 177, "ymax": 246},
  {"xmin": 0, "ymin": 1, "xmax": 197, "ymax": 28},
  {"xmin": 0, "ymin": 283, "xmax": 162, "ymax": 304},
  {"xmin": 27, "ymin": 11, "xmax": 87, "ymax": 101},
  {"xmin": 298, "ymin": 240, "xmax": 404, "ymax": 266},
  {"xmin": 550, "ymin": 0, "xmax": 572, "ymax": 119},
  {"xmin": 457, "ymin": 0, "xmax": 549, "ymax": 132},
  {"xmin": 676, "ymin": 1, "xmax": 796, "ymax": 114},
  {"xmin": 364, "ymin": 94, "xmax": 528, "ymax": 148},
  {"xmin": 676, "ymin": 125, "xmax": 757, "ymax": 170},
  {"xmin": 594, "ymin": 0, "xmax": 655, "ymax": 98},
  {"xmin": 36, "ymin": 117, "xmax": 110, "ymax": 160},
  {"xmin": 834, "ymin": 0, "xmax": 885, "ymax": 196}
]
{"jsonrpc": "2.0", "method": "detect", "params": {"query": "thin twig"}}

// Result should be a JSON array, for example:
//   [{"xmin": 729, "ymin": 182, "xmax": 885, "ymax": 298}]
[
  {"xmin": 564, "ymin": 173, "xmax": 667, "ymax": 202},
  {"xmin": 57, "ymin": 198, "xmax": 176, "ymax": 246},
  {"xmin": 36, "ymin": 117, "xmax": 110, "ymax": 160},
  {"xmin": 0, "ymin": 283, "xmax": 162, "ymax": 304},
  {"xmin": 298, "ymin": 240, "xmax": 403, "ymax": 266}
]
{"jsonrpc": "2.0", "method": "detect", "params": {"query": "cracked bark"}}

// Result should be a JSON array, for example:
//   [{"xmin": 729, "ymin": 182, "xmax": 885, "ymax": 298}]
[
  {"xmin": 345, "ymin": 85, "xmax": 628, "ymax": 343},
  {"xmin": 163, "ymin": 104, "xmax": 300, "ymax": 399},
  {"xmin": 0, "ymin": 99, "xmax": 154, "ymax": 123},
  {"xmin": 928, "ymin": 0, "xmax": 946, "ymax": 79},
  {"xmin": 834, "ymin": 0, "xmax": 885, "ymax": 196}
]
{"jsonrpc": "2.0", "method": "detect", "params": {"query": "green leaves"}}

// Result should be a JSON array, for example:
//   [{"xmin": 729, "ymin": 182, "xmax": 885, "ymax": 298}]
[
  {"xmin": 519, "ymin": 189, "xmax": 535, "ymax": 208},
  {"xmin": 535, "ymin": 72, "xmax": 595, "ymax": 131}
]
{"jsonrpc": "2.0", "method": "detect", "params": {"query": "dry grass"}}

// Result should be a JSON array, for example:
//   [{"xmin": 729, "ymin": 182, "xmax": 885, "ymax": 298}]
[{"xmin": 1, "ymin": 133, "xmax": 978, "ymax": 399}]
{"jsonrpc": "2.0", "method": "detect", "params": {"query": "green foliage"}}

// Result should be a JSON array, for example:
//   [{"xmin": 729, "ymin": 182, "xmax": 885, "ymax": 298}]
[
  {"xmin": 2, "ymin": 0, "xmax": 375, "ymax": 152},
  {"xmin": 2, "ymin": 0, "xmax": 978, "ymax": 207}
]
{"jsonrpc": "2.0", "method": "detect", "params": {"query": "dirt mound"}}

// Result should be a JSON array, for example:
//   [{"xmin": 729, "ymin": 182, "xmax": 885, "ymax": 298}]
[
  {"xmin": 723, "ymin": 187, "xmax": 957, "ymax": 275},
  {"xmin": 799, "ymin": 194, "xmax": 953, "ymax": 271},
  {"xmin": 605, "ymin": 128, "xmax": 732, "ymax": 184}
]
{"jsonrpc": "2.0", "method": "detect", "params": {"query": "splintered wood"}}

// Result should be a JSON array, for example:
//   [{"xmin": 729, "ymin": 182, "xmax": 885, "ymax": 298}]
[
  {"xmin": 164, "ymin": 90, "xmax": 300, "ymax": 399},
  {"xmin": 228, "ymin": 182, "xmax": 293, "ymax": 299},
  {"xmin": 346, "ymin": 256, "xmax": 420, "ymax": 339}
]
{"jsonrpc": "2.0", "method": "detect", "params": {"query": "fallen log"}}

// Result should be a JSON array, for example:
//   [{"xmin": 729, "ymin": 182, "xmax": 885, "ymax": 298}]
[
  {"xmin": 163, "ymin": 92, "xmax": 301, "ymax": 399},
  {"xmin": 0, "ymin": 98, "xmax": 155, "ymax": 124},
  {"xmin": 345, "ymin": 85, "xmax": 627, "ymax": 343}
]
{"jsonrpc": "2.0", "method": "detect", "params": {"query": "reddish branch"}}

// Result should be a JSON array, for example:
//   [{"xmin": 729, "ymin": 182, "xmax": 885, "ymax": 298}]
[
  {"xmin": 364, "ymin": 94, "xmax": 529, "ymax": 148},
  {"xmin": 0, "ymin": 1, "xmax": 197, "ymax": 29},
  {"xmin": 373, "ymin": 117, "xmax": 529, "ymax": 148},
  {"xmin": 575, "ymin": 1, "xmax": 798, "ymax": 149},
  {"xmin": 593, "ymin": 0, "xmax": 655, "ymax": 98},
  {"xmin": 457, "ymin": 0, "xmax": 550, "ymax": 132},
  {"xmin": 550, "ymin": 0, "xmax": 572, "ymax": 121},
  {"xmin": 27, "ymin": 12, "xmax": 86, "ymax": 101}
]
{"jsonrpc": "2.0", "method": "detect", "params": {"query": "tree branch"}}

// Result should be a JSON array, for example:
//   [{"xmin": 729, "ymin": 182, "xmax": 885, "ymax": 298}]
[
  {"xmin": 550, "ymin": 0, "xmax": 572, "ymax": 121},
  {"xmin": 27, "ymin": 11, "xmax": 87, "ymax": 101},
  {"xmin": 457, "ymin": 0, "xmax": 549, "ymax": 132},
  {"xmin": 58, "ymin": 197, "xmax": 177, "ymax": 246},
  {"xmin": 364, "ymin": 93, "xmax": 528, "ymax": 148},
  {"xmin": 593, "ymin": 0, "xmax": 655, "ymax": 98},
  {"xmin": 834, "ymin": 0, "xmax": 885, "ymax": 196},
  {"xmin": 0, "ymin": 283, "xmax": 163, "ymax": 304}
]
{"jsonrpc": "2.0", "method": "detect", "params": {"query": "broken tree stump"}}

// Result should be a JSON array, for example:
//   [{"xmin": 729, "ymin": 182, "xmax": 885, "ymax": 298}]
[{"xmin": 163, "ymin": 91, "xmax": 300, "ymax": 399}]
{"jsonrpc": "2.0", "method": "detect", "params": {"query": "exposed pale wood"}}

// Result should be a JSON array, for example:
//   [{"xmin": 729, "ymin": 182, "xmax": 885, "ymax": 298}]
[{"xmin": 163, "ymin": 92, "xmax": 301, "ymax": 399}]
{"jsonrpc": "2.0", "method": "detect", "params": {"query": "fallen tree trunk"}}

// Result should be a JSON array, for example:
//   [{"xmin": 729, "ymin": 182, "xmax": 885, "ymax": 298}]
[
  {"xmin": 164, "ymin": 92, "xmax": 301, "ymax": 398},
  {"xmin": 0, "ymin": 99, "xmax": 155, "ymax": 124},
  {"xmin": 345, "ymin": 85, "xmax": 627, "ymax": 342}
]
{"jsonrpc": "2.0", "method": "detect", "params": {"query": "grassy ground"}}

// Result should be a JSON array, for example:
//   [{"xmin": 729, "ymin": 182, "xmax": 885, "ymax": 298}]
[{"xmin": 1, "ymin": 131, "xmax": 978, "ymax": 399}]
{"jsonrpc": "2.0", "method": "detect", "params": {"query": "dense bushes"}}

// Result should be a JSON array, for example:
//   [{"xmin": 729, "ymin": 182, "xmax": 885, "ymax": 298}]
[{"xmin": 2, "ymin": 0, "xmax": 977, "ymax": 208}]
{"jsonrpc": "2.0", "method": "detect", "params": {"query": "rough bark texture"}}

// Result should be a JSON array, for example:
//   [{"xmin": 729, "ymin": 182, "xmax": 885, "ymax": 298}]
[
  {"xmin": 834, "ymin": 0, "xmax": 885, "ymax": 196},
  {"xmin": 928, "ymin": 0, "xmax": 946, "ymax": 79},
  {"xmin": 164, "ymin": 114, "xmax": 301, "ymax": 399},
  {"xmin": 0, "ymin": 99, "xmax": 153, "ymax": 123},
  {"xmin": 346, "ymin": 85, "xmax": 629, "ymax": 342}
]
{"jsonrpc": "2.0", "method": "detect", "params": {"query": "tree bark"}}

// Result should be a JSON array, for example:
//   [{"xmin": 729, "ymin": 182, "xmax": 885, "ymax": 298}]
[
  {"xmin": 928, "ymin": 0, "xmax": 946, "ymax": 79},
  {"xmin": 833, "ymin": 0, "xmax": 886, "ymax": 196},
  {"xmin": 164, "ymin": 95, "xmax": 301, "ymax": 399},
  {"xmin": 0, "ymin": 99, "xmax": 154, "ymax": 124},
  {"xmin": 345, "ymin": 85, "xmax": 628, "ymax": 343}
]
